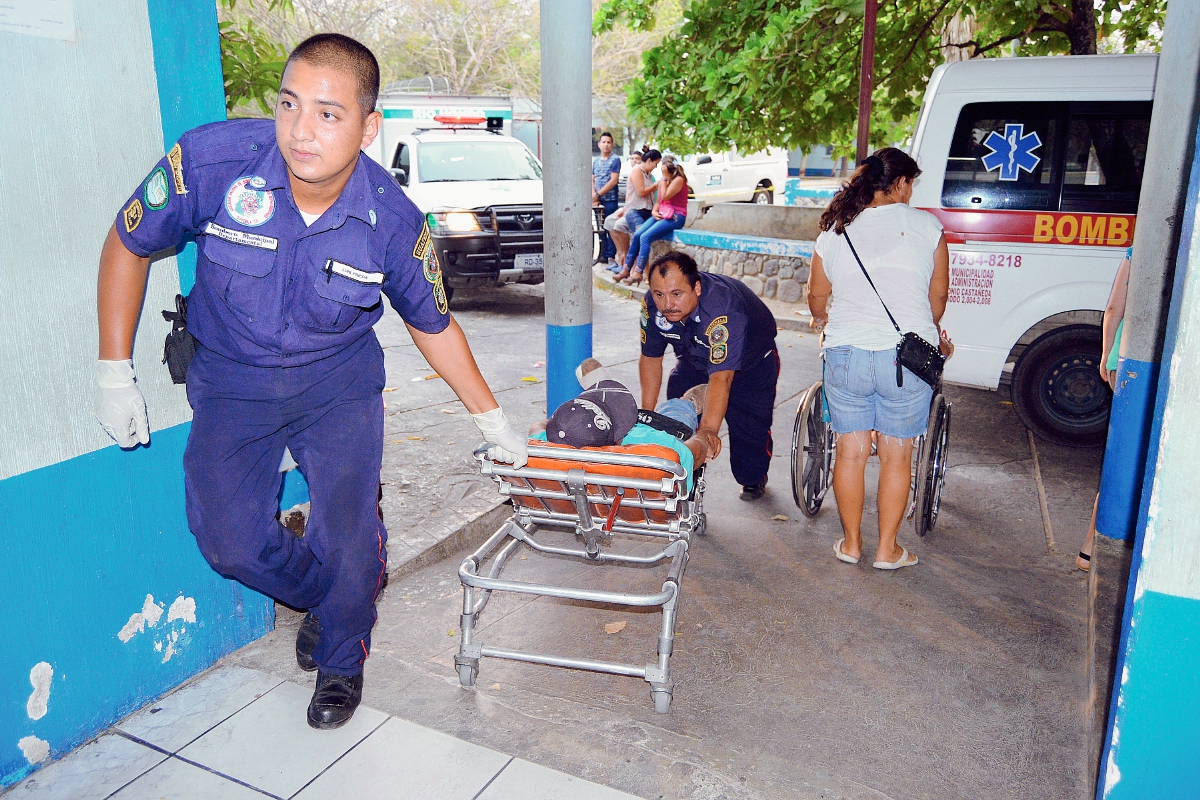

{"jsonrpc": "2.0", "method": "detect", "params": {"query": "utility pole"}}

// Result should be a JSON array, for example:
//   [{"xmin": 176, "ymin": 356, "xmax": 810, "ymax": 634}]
[
  {"xmin": 540, "ymin": 0, "xmax": 594, "ymax": 413},
  {"xmin": 855, "ymin": 0, "xmax": 878, "ymax": 165}
]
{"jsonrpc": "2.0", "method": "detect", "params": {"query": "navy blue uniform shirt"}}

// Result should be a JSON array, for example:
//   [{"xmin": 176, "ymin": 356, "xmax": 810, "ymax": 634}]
[
  {"xmin": 641, "ymin": 271, "xmax": 777, "ymax": 375},
  {"xmin": 115, "ymin": 119, "xmax": 449, "ymax": 367}
]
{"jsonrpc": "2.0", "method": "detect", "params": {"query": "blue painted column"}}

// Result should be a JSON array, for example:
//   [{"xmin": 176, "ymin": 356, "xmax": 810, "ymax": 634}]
[
  {"xmin": 1095, "ymin": 2, "xmax": 1200, "ymax": 543},
  {"xmin": 1098, "ymin": 30, "xmax": 1200, "ymax": 796},
  {"xmin": 540, "ymin": 0, "xmax": 593, "ymax": 414}
]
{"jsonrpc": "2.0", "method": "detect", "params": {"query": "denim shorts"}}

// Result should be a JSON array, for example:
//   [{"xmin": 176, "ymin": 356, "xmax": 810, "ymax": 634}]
[{"xmin": 822, "ymin": 346, "xmax": 932, "ymax": 438}]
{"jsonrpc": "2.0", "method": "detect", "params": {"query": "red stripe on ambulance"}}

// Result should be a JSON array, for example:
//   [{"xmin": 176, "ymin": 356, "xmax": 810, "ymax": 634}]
[{"xmin": 920, "ymin": 208, "xmax": 1136, "ymax": 247}]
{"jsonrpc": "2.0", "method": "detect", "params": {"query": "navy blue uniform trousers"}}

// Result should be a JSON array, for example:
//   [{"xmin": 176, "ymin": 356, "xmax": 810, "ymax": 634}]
[
  {"xmin": 667, "ymin": 348, "xmax": 780, "ymax": 487},
  {"xmin": 184, "ymin": 335, "xmax": 387, "ymax": 676}
]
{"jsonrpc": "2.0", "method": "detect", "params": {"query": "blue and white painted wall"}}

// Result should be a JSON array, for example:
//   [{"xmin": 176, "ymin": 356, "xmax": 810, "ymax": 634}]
[{"xmin": 0, "ymin": 1, "xmax": 272, "ymax": 786}]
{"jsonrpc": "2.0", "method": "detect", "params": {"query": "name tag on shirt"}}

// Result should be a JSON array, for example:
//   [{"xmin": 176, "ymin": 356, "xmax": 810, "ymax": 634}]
[
  {"xmin": 326, "ymin": 260, "xmax": 384, "ymax": 285},
  {"xmin": 204, "ymin": 222, "xmax": 278, "ymax": 251}
]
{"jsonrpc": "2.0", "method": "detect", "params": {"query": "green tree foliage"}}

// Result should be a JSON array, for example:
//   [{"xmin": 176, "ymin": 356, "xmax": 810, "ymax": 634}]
[
  {"xmin": 596, "ymin": 0, "xmax": 1166, "ymax": 156},
  {"xmin": 218, "ymin": 0, "xmax": 294, "ymax": 116}
]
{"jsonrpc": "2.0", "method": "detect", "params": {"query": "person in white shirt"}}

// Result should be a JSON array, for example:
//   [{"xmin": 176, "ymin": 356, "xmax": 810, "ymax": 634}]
[{"xmin": 806, "ymin": 147, "xmax": 950, "ymax": 571}]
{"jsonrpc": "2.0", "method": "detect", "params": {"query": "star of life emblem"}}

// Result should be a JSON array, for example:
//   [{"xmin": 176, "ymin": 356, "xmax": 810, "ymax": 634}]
[{"xmin": 981, "ymin": 124, "xmax": 1042, "ymax": 182}]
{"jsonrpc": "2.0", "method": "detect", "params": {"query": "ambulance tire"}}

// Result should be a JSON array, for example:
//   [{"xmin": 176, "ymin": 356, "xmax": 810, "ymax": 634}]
[{"xmin": 1011, "ymin": 325, "xmax": 1110, "ymax": 447}]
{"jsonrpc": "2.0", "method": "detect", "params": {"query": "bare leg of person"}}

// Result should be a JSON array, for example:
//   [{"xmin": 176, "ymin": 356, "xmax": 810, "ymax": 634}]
[
  {"xmin": 833, "ymin": 430, "xmax": 872, "ymax": 560},
  {"xmin": 875, "ymin": 433, "xmax": 916, "ymax": 564},
  {"xmin": 1078, "ymin": 493, "xmax": 1099, "ymax": 571}
]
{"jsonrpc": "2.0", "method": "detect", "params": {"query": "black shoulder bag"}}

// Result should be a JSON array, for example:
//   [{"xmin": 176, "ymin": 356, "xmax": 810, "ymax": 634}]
[{"xmin": 843, "ymin": 232, "xmax": 944, "ymax": 389}]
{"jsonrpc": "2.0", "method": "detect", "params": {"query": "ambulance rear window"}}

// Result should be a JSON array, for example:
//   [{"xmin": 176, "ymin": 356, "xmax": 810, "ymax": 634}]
[
  {"xmin": 1060, "ymin": 102, "xmax": 1150, "ymax": 215},
  {"xmin": 942, "ymin": 102, "xmax": 1061, "ymax": 211}
]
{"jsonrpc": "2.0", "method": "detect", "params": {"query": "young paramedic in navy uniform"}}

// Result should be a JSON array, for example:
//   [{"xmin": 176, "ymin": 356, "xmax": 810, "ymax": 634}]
[
  {"xmin": 639, "ymin": 251, "xmax": 780, "ymax": 500},
  {"xmin": 93, "ymin": 35, "xmax": 527, "ymax": 729}
]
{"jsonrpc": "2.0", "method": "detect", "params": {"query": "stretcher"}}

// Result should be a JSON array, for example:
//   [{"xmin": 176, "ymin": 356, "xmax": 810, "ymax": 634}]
[{"xmin": 456, "ymin": 436, "xmax": 706, "ymax": 713}]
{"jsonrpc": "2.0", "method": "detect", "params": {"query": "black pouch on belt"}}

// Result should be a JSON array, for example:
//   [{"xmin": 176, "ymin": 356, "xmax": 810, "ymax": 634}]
[
  {"xmin": 843, "ymin": 232, "xmax": 945, "ymax": 389},
  {"xmin": 161, "ymin": 294, "xmax": 197, "ymax": 384}
]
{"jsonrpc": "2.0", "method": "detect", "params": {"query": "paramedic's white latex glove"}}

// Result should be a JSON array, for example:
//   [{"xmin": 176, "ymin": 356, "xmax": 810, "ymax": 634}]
[
  {"xmin": 472, "ymin": 406, "xmax": 528, "ymax": 468},
  {"xmin": 95, "ymin": 359, "xmax": 150, "ymax": 448}
]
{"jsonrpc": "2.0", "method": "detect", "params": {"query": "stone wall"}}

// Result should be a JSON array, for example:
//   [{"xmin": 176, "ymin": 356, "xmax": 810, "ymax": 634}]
[{"xmin": 650, "ymin": 240, "xmax": 810, "ymax": 304}]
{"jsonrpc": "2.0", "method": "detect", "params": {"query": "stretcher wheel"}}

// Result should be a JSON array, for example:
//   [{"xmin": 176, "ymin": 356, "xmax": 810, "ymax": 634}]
[
  {"xmin": 791, "ymin": 382, "xmax": 834, "ymax": 517},
  {"xmin": 458, "ymin": 663, "xmax": 477, "ymax": 687},
  {"xmin": 695, "ymin": 512, "xmax": 707, "ymax": 537},
  {"xmin": 914, "ymin": 393, "xmax": 951, "ymax": 537},
  {"xmin": 652, "ymin": 689, "xmax": 672, "ymax": 714}
]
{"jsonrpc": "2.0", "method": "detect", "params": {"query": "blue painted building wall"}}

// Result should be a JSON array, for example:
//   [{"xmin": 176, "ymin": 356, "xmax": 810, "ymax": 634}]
[{"xmin": 0, "ymin": 1, "xmax": 273, "ymax": 786}]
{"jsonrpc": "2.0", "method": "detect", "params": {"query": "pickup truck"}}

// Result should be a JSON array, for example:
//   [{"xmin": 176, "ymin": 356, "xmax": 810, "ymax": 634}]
[
  {"xmin": 684, "ymin": 147, "xmax": 789, "ymax": 207},
  {"xmin": 378, "ymin": 125, "xmax": 544, "ymax": 301}
]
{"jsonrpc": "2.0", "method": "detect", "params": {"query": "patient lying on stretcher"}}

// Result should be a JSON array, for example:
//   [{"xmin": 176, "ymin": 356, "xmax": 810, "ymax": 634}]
[{"xmin": 527, "ymin": 359, "xmax": 721, "ymax": 481}]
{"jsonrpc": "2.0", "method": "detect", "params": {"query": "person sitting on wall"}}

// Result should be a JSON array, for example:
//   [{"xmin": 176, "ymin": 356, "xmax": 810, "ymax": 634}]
[{"xmin": 93, "ymin": 33, "xmax": 526, "ymax": 730}]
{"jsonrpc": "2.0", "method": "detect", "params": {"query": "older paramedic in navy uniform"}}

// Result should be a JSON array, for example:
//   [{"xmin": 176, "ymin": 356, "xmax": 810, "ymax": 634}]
[
  {"xmin": 639, "ymin": 250, "xmax": 779, "ymax": 500},
  {"xmin": 92, "ymin": 34, "xmax": 526, "ymax": 730}
]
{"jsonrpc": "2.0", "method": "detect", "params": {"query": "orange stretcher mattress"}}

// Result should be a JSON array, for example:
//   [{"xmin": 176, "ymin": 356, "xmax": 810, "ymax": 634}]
[{"xmin": 502, "ymin": 439, "xmax": 685, "ymax": 525}]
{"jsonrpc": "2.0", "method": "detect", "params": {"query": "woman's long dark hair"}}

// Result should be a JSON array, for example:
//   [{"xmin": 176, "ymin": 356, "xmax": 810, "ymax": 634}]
[{"xmin": 819, "ymin": 147, "xmax": 921, "ymax": 234}]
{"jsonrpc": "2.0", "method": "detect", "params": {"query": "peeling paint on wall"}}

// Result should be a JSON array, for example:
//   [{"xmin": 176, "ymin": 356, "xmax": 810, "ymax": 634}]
[
  {"xmin": 117, "ymin": 595, "xmax": 164, "ymax": 643},
  {"xmin": 25, "ymin": 663, "xmax": 51, "ymax": 721},
  {"xmin": 161, "ymin": 630, "xmax": 180, "ymax": 663},
  {"xmin": 16, "ymin": 737, "xmax": 48, "ymax": 766},
  {"xmin": 167, "ymin": 596, "xmax": 196, "ymax": 624}
]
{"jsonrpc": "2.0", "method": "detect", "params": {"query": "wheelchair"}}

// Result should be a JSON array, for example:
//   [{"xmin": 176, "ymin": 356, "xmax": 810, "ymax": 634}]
[{"xmin": 790, "ymin": 378, "xmax": 951, "ymax": 537}]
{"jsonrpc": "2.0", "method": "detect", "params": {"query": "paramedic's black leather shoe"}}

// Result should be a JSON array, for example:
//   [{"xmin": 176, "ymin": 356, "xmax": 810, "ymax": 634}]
[
  {"xmin": 307, "ymin": 671, "xmax": 363, "ymax": 730},
  {"xmin": 296, "ymin": 613, "xmax": 320, "ymax": 672},
  {"xmin": 739, "ymin": 480, "xmax": 767, "ymax": 501}
]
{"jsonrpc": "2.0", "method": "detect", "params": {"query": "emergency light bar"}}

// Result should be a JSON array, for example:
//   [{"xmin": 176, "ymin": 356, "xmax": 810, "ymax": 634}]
[{"xmin": 433, "ymin": 115, "xmax": 486, "ymax": 126}]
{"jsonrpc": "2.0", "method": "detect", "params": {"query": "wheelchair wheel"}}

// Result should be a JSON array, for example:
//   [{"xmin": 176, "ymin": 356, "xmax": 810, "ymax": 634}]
[
  {"xmin": 791, "ymin": 382, "xmax": 835, "ymax": 517},
  {"xmin": 914, "ymin": 393, "xmax": 951, "ymax": 537}
]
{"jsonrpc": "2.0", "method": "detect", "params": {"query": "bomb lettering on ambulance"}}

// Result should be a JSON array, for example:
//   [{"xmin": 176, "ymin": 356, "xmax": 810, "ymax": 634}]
[
  {"xmin": 922, "ymin": 208, "xmax": 1135, "ymax": 247},
  {"xmin": 1032, "ymin": 214, "xmax": 1132, "ymax": 246}
]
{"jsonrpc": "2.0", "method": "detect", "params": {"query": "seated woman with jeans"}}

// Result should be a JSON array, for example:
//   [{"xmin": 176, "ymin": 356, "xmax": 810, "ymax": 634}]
[
  {"xmin": 622, "ymin": 156, "xmax": 689, "ymax": 286},
  {"xmin": 806, "ymin": 147, "xmax": 950, "ymax": 570}
]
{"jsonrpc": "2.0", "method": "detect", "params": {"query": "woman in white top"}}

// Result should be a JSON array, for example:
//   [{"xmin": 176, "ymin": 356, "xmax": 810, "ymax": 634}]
[{"xmin": 807, "ymin": 147, "xmax": 950, "ymax": 571}]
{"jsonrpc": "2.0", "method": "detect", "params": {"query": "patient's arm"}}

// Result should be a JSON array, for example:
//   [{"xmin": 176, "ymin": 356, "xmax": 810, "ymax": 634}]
[{"xmin": 529, "ymin": 419, "xmax": 549, "ymax": 436}]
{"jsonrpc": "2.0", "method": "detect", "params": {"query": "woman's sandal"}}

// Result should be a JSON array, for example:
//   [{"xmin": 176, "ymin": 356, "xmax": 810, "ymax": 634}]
[
  {"xmin": 613, "ymin": 268, "xmax": 631, "ymax": 282},
  {"xmin": 622, "ymin": 270, "xmax": 643, "ymax": 286}
]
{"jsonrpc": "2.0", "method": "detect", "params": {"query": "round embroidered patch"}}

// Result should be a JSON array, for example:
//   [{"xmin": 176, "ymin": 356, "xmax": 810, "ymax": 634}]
[
  {"xmin": 711, "ymin": 343, "xmax": 728, "ymax": 364},
  {"xmin": 655, "ymin": 312, "xmax": 673, "ymax": 331},
  {"xmin": 224, "ymin": 177, "xmax": 276, "ymax": 227},
  {"xmin": 708, "ymin": 324, "xmax": 729, "ymax": 345},
  {"xmin": 249, "ymin": 176, "xmax": 266, "ymax": 189},
  {"xmin": 423, "ymin": 249, "xmax": 441, "ymax": 284},
  {"xmin": 144, "ymin": 167, "xmax": 169, "ymax": 210}
]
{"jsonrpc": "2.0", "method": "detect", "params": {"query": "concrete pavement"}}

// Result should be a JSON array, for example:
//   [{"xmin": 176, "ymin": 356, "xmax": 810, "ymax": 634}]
[{"xmin": 232, "ymin": 284, "xmax": 1101, "ymax": 799}]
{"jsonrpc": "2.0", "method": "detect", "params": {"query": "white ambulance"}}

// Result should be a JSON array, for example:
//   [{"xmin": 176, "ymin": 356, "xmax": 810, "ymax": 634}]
[{"xmin": 909, "ymin": 53, "xmax": 1155, "ymax": 445}]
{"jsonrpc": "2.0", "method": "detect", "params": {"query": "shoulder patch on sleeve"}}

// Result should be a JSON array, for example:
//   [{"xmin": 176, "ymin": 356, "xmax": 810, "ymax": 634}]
[
  {"xmin": 423, "ymin": 248, "xmax": 448, "ymax": 314},
  {"xmin": 167, "ymin": 143, "xmax": 187, "ymax": 195},
  {"xmin": 640, "ymin": 299, "xmax": 649, "ymax": 328},
  {"xmin": 705, "ymin": 315, "xmax": 729, "ymax": 337},
  {"xmin": 413, "ymin": 222, "xmax": 432, "ymax": 260},
  {"xmin": 123, "ymin": 199, "xmax": 144, "ymax": 233},
  {"xmin": 710, "ymin": 343, "xmax": 728, "ymax": 364}
]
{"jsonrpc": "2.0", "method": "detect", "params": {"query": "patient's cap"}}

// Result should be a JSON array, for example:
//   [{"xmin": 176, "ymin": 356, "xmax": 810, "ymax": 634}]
[{"xmin": 550, "ymin": 380, "xmax": 638, "ymax": 447}]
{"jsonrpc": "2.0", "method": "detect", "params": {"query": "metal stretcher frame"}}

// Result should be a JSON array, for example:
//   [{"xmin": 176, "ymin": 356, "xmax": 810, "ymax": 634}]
[{"xmin": 456, "ymin": 444, "xmax": 706, "ymax": 713}]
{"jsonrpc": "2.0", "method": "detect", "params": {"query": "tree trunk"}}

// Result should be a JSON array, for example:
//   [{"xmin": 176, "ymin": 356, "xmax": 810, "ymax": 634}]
[{"xmin": 1067, "ymin": 0, "xmax": 1098, "ymax": 55}]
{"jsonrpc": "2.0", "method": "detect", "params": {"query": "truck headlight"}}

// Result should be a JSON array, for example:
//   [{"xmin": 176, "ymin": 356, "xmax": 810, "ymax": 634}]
[{"xmin": 437, "ymin": 211, "xmax": 482, "ymax": 232}]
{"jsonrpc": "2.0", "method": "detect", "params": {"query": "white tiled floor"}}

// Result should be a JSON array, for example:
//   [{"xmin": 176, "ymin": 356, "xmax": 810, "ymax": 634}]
[{"xmin": 7, "ymin": 667, "xmax": 643, "ymax": 800}]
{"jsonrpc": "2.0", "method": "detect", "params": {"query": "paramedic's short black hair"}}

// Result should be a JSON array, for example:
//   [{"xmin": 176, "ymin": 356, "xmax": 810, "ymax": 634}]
[
  {"xmin": 649, "ymin": 250, "xmax": 701, "ymax": 288},
  {"xmin": 286, "ymin": 34, "xmax": 380, "ymax": 117},
  {"xmin": 599, "ymin": 131, "xmax": 614, "ymax": 141}
]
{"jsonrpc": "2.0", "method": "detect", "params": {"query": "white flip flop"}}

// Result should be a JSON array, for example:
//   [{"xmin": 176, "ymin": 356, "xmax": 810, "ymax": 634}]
[
  {"xmin": 834, "ymin": 538, "xmax": 860, "ymax": 564},
  {"xmin": 873, "ymin": 547, "xmax": 918, "ymax": 570}
]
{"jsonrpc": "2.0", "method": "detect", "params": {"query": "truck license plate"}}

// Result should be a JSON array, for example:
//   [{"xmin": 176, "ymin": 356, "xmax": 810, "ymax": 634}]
[{"xmin": 514, "ymin": 253, "xmax": 543, "ymax": 270}]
